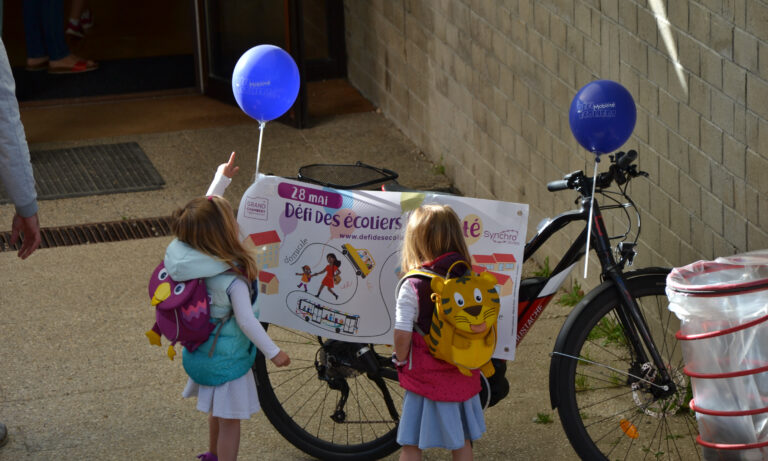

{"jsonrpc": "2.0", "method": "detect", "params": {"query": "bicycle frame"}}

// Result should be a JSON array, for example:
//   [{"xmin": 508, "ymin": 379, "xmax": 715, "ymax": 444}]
[
  {"xmin": 253, "ymin": 158, "xmax": 692, "ymax": 461},
  {"xmin": 517, "ymin": 194, "xmax": 675, "ymax": 390},
  {"xmin": 294, "ymin": 158, "xmax": 675, "ymax": 388}
]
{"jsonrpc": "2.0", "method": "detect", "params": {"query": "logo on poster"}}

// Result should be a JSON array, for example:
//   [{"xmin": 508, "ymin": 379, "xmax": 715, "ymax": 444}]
[
  {"xmin": 463, "ymin": 214, "xmax": 483, "ymax": 246},
  {"xmin": 244, "ymin": 196, "xmax": 269, "ymax": 220},
  {"xmin": 485, "ymin": 228, "xmax": 519, "ymax": 245}
]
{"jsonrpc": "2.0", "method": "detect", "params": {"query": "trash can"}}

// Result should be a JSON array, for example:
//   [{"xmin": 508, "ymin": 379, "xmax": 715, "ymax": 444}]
[{"xmin": 667, "ymin": 250, "xmax": 768, "ymax": 461}]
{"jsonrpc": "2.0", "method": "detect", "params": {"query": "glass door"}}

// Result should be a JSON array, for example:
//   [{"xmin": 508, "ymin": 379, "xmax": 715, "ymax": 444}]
[
  {"xmin": 194, "ymin": 0, "xmax": 305, "ymax": 127},
  {"xmin": 194, "ymin": 0, "xmax": 347, "ymax": 128}
]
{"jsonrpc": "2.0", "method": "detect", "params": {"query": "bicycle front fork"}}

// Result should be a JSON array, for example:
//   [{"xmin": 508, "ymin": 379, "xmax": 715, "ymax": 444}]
[{"xmin": 608, "ymin": 272, "xmax": 677, "ymax": 396}]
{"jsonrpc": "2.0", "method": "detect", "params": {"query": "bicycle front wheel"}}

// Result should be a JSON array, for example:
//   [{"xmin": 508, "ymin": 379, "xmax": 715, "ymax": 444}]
[
  {"xmin": 253, "ymin": 324, "xmax": 403, "ymax": 460},
  {"xmin": 554, "ymin": 270, "xmax": 700, "ymax": 460}
]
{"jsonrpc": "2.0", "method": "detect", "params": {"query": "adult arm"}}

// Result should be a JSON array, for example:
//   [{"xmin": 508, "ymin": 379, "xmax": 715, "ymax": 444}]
[{"xmin": 0, "ymin": 40, "xmax": 40, "ymax": 259}]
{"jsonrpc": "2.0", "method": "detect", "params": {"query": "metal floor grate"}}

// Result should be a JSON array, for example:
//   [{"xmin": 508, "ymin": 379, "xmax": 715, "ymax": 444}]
[
  {"xmin": 0, "ymin": 142, "xmax": 165, "ymax": 204},
  {"xmin": 0, "ymin": 216, "xmax": 173, "ymax": 252}
]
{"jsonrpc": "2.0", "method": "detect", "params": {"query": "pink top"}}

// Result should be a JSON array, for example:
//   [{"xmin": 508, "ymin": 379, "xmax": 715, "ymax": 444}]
[{"xmin": 396, "ymin": 254, "xmax": 481, "ymax": 402}]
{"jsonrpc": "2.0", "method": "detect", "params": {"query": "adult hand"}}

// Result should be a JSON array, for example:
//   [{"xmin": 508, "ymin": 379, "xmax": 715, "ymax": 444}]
[
  {"xmin": 270, "ymin": 350, "xmax": 291, "ymax": 367},
  {"xmin": 10, "ymin": 212, "xmax": 41, "ymax": 259},
  {"xmin": 222, "ymin": 151, "xmax": 239, "ymax": 178}
]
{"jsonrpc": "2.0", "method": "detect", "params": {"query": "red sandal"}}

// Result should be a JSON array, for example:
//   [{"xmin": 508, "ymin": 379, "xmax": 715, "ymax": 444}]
[{"xmin": 48, "ymin": 60, "xmax": 98, "ymax": 74}]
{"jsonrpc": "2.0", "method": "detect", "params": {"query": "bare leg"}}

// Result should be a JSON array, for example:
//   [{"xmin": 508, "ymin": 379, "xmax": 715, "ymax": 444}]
[
  {"xmin": 451, "ymin": 440, "xmax": 473, "ymax": 461},
  {"xmin": 208, "ymin": 414, "xmax": 219, "ymax": 455},
  {"xmin": 217, "ymin": 418, "xmax": 241, "ymax": 461},
  {"xmin": 26, "ymin": 56, "xmax": 49, "ymax": 67},
  {"xmin": 68, "ymin": 0, "xmax": 86, "ymax": 20},
  {"xmin": 399, "ymin": 445, "xmax": 422, "ymax": 461}
]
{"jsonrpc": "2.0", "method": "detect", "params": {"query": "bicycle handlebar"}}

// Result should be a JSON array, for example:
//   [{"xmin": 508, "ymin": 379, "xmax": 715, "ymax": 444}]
[
  {"xmin": 546, "ymin": 150, "xmax": 645, "ymax": 195},
  {"xmin": 547, "ymin": 179, "xmax": 569, "ymax": 192},
  {"xmin": 616, "ymin": 149, "xmax": 637, "ymax": 169}
]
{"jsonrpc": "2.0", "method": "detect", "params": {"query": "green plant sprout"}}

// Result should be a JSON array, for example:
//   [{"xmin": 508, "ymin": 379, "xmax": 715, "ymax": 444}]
[
  {"xmin": 558, "ymin": 279, "xmax": 585, "ymax": 306},
  {"xmin": 432, "ymin": 155, "xmax": 446, "ymax": 175},
  {"xmin": 532, "ymin": 256, "xmax": 552, "ymax": 277},
  {"xmin": 587, "ymin": 317, "xmax": 628, "ymax": 348}
]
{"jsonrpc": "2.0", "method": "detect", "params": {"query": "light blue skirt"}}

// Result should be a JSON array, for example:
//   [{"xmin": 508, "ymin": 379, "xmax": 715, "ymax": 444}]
[{"xmin": 396, "ymin": 390, "xmax": 486, "ymax": 450}]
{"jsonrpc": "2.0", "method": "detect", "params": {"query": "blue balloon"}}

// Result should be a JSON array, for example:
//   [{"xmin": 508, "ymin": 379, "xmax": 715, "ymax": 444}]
[
  {"xmin": 232, "ymin": 45, "xmax": 300, "ymax": 122},
  {"xmin": 569, "ymin": 80, "xmax": 636, "ymax": 155}
]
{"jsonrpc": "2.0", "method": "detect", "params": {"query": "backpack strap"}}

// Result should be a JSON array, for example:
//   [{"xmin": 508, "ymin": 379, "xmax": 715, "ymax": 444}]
[
  {"xmin": 446, "ymin": 260, "xmax": 472, "ymax": 278},
  {"xmin": 208, "ymin": 270, "xmax": 256, "ymax": 358},
  {"xmin": 395, "ymin": 269, "xmax": 439, "ymax": 294},
  {"xmin": 398, "ymin": 262, "xmax": 471, "ymax": 336}
]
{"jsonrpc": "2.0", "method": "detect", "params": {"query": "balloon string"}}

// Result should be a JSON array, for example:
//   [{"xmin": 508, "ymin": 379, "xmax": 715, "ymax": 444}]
[
  {"xmin": 255, "ymin": 121, "xmax": 266, "ymax": 181},
  {"xmin": 583, "ymin": 159, "xmax": 599, "ymax": 279}
]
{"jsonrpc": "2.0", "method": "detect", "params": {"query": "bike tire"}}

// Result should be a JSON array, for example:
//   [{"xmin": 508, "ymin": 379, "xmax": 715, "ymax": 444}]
[
  {"xmin": 554, "ymin": 271, "xmax": 700, "ymax": 460},
  {"xmin": 253, "ymin": 323, "xmax": 403, "ymax": 460}
]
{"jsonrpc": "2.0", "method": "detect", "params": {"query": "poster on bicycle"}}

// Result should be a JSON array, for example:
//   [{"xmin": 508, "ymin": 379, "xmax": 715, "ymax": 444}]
[{"xmin": 236, "ymin": 174, "xmax": 528, "ymax": 360}]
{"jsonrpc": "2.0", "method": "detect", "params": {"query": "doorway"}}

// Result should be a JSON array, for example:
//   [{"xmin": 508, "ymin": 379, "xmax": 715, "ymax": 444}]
[
  {"xmin": 3, "ymin": 0, "xmax": 197, "ymax": 102},
  {"xmin": 3, "ymin": 1, "xmax": 356, "ymax": 111},
  {"xmin": 195, "ymin": 0, "xmax": 349, "ymax": 127},
  {"xmin": 5, "ymin": 0, "xmax": 373, "ymax": 136}
]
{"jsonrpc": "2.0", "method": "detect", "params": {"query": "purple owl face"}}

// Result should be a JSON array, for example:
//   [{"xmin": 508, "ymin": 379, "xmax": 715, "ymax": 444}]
[
  {"xmin": 149, "ymin": 262, "xmax": 210, "ymax": 314},
  {"xmin": 148, "ymin": 261, "xmax": 214, "ymax": 348}
]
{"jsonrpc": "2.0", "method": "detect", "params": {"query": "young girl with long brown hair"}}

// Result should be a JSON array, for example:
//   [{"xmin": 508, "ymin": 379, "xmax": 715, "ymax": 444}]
[{"xmin": 166, "ymin": 153, "xmax": 290, "ymax": 461}]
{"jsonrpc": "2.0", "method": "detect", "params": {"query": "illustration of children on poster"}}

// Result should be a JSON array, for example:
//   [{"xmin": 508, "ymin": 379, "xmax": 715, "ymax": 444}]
[
  {"xmin": 237, "ymin": 175, "xmax": 528, "ymax": 360},
  {"xmin": 295, "ymin": 265, "xmax": 312, "ymax": 292}
]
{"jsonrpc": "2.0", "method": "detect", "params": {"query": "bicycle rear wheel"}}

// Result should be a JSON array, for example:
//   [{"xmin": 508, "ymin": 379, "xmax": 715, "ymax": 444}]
[
  {"xmin": 554, "ymin": 270, "xmax": 700, "ymax": 460},
  {"xmin": 253, "ymin": 324, "xmax": 403, "ymax": 460}
]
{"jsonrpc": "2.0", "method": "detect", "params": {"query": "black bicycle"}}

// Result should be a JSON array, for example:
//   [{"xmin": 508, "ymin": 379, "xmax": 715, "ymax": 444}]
[{"xmin": 251, "ymin": 152, "xmax": 699, "ymax": 460}]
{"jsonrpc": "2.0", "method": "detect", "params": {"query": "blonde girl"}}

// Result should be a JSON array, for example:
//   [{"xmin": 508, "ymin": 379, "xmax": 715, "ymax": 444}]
[{"xmin": 393, "ymin": 204, "xmax": 485, "ymax": 461}]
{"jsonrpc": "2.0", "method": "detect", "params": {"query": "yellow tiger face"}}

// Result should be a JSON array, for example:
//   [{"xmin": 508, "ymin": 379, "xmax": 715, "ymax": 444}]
[{"xmin": 431, "ymin": 271, "xmax": 500, "ymax": 335}]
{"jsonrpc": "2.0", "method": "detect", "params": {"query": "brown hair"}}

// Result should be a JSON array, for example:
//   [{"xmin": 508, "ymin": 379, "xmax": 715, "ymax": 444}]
[
  {"xmin": 400, "ymin": 204, "xmax": 470, "ymax": 272},
  {"xmin": 171, "ymin": 196, "xmax": 258, "ymax": 280}
]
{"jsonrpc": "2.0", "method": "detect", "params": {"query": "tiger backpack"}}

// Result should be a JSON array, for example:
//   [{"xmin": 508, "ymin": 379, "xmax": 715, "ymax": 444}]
[{"xmin": 397, "ymin": 260, "xmax": 500, "ymax": 377}]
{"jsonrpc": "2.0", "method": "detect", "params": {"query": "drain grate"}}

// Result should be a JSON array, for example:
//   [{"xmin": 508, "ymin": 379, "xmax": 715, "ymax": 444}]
[{"xmin": 0, "ymin": 216, "xmax": 173, "ymax": 252}]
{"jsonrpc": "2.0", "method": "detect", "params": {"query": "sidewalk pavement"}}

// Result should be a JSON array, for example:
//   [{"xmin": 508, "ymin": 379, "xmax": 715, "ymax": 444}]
[{"xmin": 0, "ymin": 110, "xmax": 575, "ymax": 460}]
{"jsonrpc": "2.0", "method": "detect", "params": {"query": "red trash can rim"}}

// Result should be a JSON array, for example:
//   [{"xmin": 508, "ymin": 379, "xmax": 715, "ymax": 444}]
[{"xmin": 667, "ymin": 250, "xmax": 768, "ymax": 296}]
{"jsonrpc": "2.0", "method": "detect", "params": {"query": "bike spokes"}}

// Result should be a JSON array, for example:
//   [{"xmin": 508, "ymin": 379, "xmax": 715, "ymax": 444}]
[
  {"xmin": 254, "ymin": 325, "xmax": 402, "ymax": 459},
  {"xmin": 555, "ymin": 272, "xmax": 700, "ymax": 460}
]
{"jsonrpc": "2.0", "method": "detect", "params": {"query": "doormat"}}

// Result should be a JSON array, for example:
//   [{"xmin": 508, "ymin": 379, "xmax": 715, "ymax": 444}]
[{"xmin": 0, "ymin": 142, "xmax": 165, "ymax": 204}]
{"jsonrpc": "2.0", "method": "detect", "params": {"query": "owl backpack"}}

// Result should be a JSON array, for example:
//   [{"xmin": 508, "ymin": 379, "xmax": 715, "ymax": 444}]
[
  {"xmin": 397, "ymin": 260, "xmax": 501, "ymax": 378},
  {"xmin": 145, "ymin": 261, "xmax": 217, "ymax": 360}
]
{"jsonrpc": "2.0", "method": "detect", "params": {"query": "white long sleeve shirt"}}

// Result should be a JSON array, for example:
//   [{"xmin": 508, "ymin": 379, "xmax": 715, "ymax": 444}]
[
  {"xmin": 207, "ymin": 164, "xmax": 279, "ymax": 359},
  {"xmin": 227, "ymin": 280, "xmax": 280, "ymax": 360},
  {"xmin": 394, "ymin": 279, "xmax": 418, "ymax": 332}
]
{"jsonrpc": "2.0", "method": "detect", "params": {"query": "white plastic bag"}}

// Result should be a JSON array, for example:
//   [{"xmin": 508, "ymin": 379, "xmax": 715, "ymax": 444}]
[{"xmin": 667, "ymin": 250, "xmax": 768, "ymax": 460}]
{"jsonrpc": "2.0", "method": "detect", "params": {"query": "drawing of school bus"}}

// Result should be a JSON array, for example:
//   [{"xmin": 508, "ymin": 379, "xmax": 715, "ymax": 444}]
[
  {"xmin": 296, "ymin": 298, "xmax": 359, "ymax": 335},
  {"xmin": 342, "ymin": 243, "xmax": 375, "ymax": 278}
]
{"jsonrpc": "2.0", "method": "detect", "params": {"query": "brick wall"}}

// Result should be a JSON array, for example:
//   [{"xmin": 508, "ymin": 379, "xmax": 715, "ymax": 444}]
[{"xmin": 344, "ymin": 0, "xmax": 768, "ymax": 272}]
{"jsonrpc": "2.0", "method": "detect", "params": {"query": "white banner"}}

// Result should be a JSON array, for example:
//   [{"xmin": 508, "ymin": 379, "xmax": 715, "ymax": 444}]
[{"xmin": 237, "ymin": 175, "xmax": 528, "ymax": 360}]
